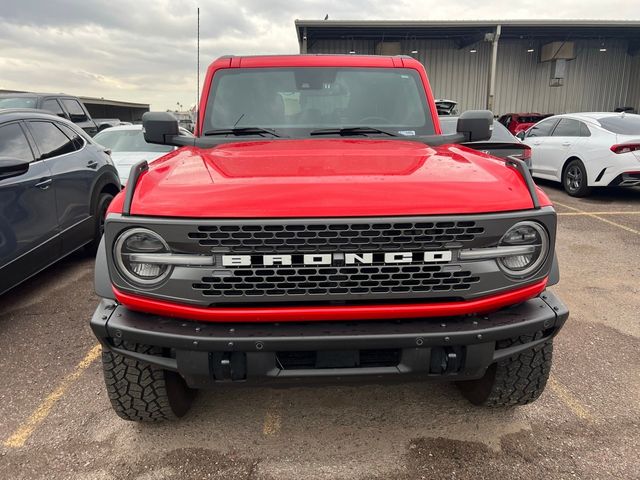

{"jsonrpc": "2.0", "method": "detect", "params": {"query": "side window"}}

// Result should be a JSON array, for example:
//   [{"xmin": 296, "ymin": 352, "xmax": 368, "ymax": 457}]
[
  {"xmin": 0, "ymin": 123, "xmax": 35, "ymax": 162},
  {"xmin": 58, "ymin": 123, "xmax": 85, "ymax": 150},
  {"xmin": 42, "ymin": 99, "xmax": 67, "ymax": 118},
  {"xmin": 527, "ymin": 119, "xmax": 557, "ymax": 138},
  {"xmin": 27, "ymin": 121, "xmax": 76, "ymax": 160},
  {"xmin": 61, "ymin": 99, "xmax": 88, "ymax": 121},
  {"xmin": 579, "ymin": 122, "xmax": 591, "ymax": 137},
  {"xmin": 551, "ymin": 118, "xmax": 581, "ymax": 137}
]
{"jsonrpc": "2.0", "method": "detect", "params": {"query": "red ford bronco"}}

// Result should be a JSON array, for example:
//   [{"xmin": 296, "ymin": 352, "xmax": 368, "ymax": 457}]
[{"xmin": 90, "ymin": 55, "xmax": 568, "ymax": 421}]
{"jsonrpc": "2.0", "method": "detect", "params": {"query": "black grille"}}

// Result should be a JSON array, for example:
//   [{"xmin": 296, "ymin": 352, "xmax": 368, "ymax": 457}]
[
  {"xmin": 192, "ymin": 264, "xmax": 480, "ymax": 299},
  {"xmin": 187, "ymin": 220, "xmax": 484, "ymax": 253}
]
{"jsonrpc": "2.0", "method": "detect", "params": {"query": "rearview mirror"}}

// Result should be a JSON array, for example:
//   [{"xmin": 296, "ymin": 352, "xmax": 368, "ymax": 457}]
[
  {"xmin": 516, "ymin": 131, "xmax": 526, "ymax": 140},
  {"xmin": 0, "ymin": 157, "xmax": 29, "ymax": 181},
  {"xmin": 142, "ymin": 111, "xmax": 180, "ymax": 145},
  {"xmin": 456, "ymin": 110, "xmax": 493, "ymax": 142}
]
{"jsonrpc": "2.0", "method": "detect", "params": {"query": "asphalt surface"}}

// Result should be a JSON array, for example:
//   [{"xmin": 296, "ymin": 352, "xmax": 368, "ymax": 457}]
[{"xmin": 1, "ymin": 182, "xmax": 639, "ymax": 480}]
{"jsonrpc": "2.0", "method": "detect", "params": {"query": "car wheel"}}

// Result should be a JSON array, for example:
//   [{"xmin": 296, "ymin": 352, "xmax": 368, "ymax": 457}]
[
  {"xmin": 86, "ymin": 192, "xmax": 114, "ymax": 255},
  {"xmin": 102, "ymin": 340, "xmax": 196, "ymax": 421},
  {"xmin": 457, "ymin": 331, "xmax": 553, "ymax": 406},
  {"xmin": 562, "ymin": 159, "xmax": 592, "ymax": 197}
]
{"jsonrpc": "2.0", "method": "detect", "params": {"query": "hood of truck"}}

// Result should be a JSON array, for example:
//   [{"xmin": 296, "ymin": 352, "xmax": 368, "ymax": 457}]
[{"xmin": 113, "ymin": 139, "xmax": 550, "ymax": 217}]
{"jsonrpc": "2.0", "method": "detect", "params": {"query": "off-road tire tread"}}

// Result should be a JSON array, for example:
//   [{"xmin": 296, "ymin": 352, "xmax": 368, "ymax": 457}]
[
  {"xmin": 101, "ymin": 340, "xmax": 180, "ymax": 421},
  {"xmin": 460, "ymin": 331, "xmax": 553, "ymax": 407}
]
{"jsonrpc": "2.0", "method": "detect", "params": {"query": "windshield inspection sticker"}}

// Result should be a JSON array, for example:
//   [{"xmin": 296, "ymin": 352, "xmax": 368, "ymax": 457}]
[{"xmin": 398, "ymin": 130, "xmax": 416, "ymax": 136}]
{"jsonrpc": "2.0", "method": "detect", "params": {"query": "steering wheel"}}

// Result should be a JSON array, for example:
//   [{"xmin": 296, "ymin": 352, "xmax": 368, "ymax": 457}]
[{"xmin": 355, "ymin": 116, "xmax": 388, "ymax": 124}]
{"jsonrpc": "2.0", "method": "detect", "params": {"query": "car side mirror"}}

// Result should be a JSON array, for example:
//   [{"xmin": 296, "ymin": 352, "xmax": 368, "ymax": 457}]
[
  {"xmin": 0, "ymin": 157, "xmax": 29, "ymax": 181},
  {"xmin": 142, "ymin": 111, "xmax": 181, "ymax": 145},
  {"xmin": 516, "ymin": 131, "xmax": 526, "ymax": 140},
  {"xmin": 456, "ymin": 110, "xmax": 493, "ymax": 142}
]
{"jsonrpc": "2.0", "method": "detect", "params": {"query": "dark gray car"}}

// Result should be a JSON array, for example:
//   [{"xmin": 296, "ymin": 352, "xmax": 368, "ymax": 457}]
[
  {"xmin": 0, "ymin": 93, "xmax": 100, "ymax": 136},
  {"xmin": 0, "ymin": 109, "xmax": 121, "ymax": 294}
]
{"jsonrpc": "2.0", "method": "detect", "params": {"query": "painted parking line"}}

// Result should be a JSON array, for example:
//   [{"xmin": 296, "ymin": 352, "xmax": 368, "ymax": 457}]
[
  {"xmin": 3, "ymin": 344, "xmax": 102, "ymax": 448},
  {"xmin": 554, "ymin": 201, "xmax": 640, "ymax": 236},
  {"xmin": 548, "ymin": 376, "xmax": 595, "ymax": 422},
  {"xmin": 557, "ymin": 211, "xmax": 640, "ymax": 216},
  {"xmin": 262, "ymin": 396, "xmax": 282, "ymax": 436}
]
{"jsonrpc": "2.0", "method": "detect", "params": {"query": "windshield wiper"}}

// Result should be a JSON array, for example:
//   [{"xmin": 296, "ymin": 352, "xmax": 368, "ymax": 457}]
[
  {"xmin": 309, "ymin": 126, "xmax": 397, "ymax": 137},
  {"xmin": 203, "ymin": 127, "xmax": 281, "ymax": 137}
]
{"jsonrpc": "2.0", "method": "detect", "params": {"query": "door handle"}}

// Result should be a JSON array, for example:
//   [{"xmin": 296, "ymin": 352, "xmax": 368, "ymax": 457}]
[
  {"xmin": 35, "ymin": 178, "xmax": 52, "ymax": 190},
  {"xmin": 87, "ymin": 161, "xmax": 98, "ymax": 169},
  {"xmin": 562, "ymin": 142, "xmax": 571, "ymax": 146},
  {"xmin": 533, "ymin": 141, "xmax": 542, "ymax": 145}
]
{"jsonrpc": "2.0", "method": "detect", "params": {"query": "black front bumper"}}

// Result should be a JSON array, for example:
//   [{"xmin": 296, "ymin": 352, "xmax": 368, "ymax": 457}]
[{"xmin": 90, "ymin": 291, "xmax": 568, "ymax": 388}]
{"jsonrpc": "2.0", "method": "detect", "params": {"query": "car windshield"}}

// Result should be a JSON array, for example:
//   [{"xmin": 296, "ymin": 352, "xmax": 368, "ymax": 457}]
[
  {"xmin": 517, "ymin": 115, "xmax": 545, "ymax": 124},
  {"xmin": 598, "ymin": 115, "xmax": 640, "ymax": 135},
  {"xmin": 0, "ymin": 96, "xmax": 38, "ymax": 109},
  {"xmin": 94, "ymin": 129, "xmax": 173, "ymax": 153},
  {"xmin": 205, "ymin": 67, "xmax": 435, "ymax": 136}
]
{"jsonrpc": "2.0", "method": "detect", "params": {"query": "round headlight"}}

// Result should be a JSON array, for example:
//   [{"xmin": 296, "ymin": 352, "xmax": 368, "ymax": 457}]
[
  {"xmin": 114, "ymin": 228, "xmax": 171, "ymax": 286},
  {"xmin": 497, "ymin": 221, "xmax": 549, "ymax": 278}
]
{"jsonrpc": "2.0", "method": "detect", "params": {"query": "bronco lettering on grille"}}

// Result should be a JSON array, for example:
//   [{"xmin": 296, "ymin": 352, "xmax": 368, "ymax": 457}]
[{"xmin": 221, "ymin": 251, "xmax": 453, "ymax": 267}]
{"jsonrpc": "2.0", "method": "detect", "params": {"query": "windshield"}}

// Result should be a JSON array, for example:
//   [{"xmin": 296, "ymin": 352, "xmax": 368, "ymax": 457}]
[
  {"xmin": 205, "ymin": 67, "xmax": 435, "ymax": 136},
  {"xmin": 0, "ymin": 96, "xmax": 38, "ymax": 109},
  {"xmin": 94, "ymin": 129, "xmax": 173, "ymax": 153},
  {"xmin": 598, "ymin": 115, "xmax": 640, "ymax": 135}
]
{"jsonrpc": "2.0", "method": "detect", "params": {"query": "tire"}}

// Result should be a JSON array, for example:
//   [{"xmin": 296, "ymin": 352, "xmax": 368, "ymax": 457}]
[
  {"xmin": 85, "ymin": 192, "xmax": 113, "ymax": 255},
  {"xmin": 101, "ymin": 340, "xmax": 196, "ymax": 421},
  {"xmin": 562, "ymin": 159, "xmax": 592, "ymax": 197},
  {"xmin": 458, "ymin": 332, "xmax": 553, "ymax": 407}
]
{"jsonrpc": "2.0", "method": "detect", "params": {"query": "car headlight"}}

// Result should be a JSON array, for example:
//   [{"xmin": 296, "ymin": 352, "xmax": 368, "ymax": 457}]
[
  {"xmin": 497, "ymin": 221, "xmax": 549, "ymax": 278},
  {"xmin": 114, "ymin": 228, "xmax": 172, "ymax": 286}
]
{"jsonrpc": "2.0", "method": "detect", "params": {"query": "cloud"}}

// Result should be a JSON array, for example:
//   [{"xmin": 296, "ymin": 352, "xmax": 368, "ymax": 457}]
[{"xmin": 1, "ymin": 0, "xmax": 638, "ymax": 110}]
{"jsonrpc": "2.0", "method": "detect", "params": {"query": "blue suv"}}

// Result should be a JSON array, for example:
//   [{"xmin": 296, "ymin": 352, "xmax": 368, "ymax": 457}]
[{"xmin": 0, "ymin": 109, "xmax": 121, "ymax": 294}]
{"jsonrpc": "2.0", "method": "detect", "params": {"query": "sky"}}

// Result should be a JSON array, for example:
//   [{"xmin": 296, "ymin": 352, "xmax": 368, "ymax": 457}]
[{"xmin": 1, "ymin": 0, "xmax": 638, "ymax": 111}]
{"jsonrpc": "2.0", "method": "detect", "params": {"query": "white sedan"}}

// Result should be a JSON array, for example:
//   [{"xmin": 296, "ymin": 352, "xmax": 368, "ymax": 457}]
[
  {"xmin": 93, "ymin": 124, "xmax": 192, "ymax": 185},
  {"xmin": 520, "ymin": 112, "xmax": 640, "ymax": 197}
]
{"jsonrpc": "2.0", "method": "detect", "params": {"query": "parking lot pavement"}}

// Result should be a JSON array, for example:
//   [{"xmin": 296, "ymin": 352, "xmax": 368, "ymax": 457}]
[{"xmin": 1, "ymin": 185, "xmax": 639, "ymax": 480}]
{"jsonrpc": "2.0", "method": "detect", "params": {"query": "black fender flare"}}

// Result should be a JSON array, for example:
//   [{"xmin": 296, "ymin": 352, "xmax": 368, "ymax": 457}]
[
  {"xmin": 547, "ymin": 252, "xmax": 560, "ymax": 286},
  {"xmin": 94, "ymin": 236, "xmax": 116, "ymax": 300}
]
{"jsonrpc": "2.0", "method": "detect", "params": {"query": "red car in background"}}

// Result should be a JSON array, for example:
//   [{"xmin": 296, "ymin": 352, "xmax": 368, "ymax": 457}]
[{"xmin": 498, "ymin": 113, "xmax": 552, "ymax": 135}]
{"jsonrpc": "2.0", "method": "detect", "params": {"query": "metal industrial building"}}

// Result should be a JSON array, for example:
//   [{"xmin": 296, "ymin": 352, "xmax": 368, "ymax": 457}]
[{"xmin": 294, "ymin": 20, "xmax": 640, "ymax": 116}]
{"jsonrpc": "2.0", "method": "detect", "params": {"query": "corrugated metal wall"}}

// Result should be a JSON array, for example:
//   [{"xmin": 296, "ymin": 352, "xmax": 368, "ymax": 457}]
[
  {"xmin": 494, "ymin": 39, "xmax": 635, "ymax": 115},
  {"xmin": 307, "ymin": 37, "xmax": 639, "ymax": 115}
]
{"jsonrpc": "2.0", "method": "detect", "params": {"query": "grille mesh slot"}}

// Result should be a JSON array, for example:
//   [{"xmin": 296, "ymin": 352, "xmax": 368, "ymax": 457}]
[
  {"xmin": 192, "ymin": 264, "xmax": 480, "ymax": 298},
  {"xmin": 188, "ymin": 221, "xmax": 484, "ymax": 253}
]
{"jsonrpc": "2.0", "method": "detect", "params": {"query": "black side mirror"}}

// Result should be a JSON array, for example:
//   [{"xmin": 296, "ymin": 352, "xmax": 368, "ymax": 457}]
[
  {"xmin": 142, "ymin": 111, "xmax": 180, "ymax": 145},
  {"xmin": 456, "ymin": 110, "xmax": 493, "ymax": 142},
  {"xmin": 0, "ymin": 157, "xmax": 29, "ymax": 181},
  {"xmin": 516, "ymin": 131, "xmax": 526, "ymax": 140}
]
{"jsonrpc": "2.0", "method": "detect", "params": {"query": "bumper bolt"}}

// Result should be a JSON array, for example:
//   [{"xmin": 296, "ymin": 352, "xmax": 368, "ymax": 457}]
[
  {"xmin": 228, "ymin": 341, "xmax": 234, "ymax": 348},
  {"xmin": 115, "ymin": 330, "xmax": 122, "ymax": 338},
  {"xmin": 444, "ymin": 336, "xmax": 450, "ymax": 342},
  {"xmin": 472, "ymin": 320, "xmax": 478, "ymax": 326},
  {"xmin": 193, "ymin": 340, "xmax": 199, "ymax": 346},
  {"xmin": 416, "ymin": 337, "xmax": 424, "ymax": 346},
  {"xmin": 476, "ymin": 334, "xmax": 483, "ymax": 340},
  {"xmin": 440, "ymin": 323, "xmax": 446, "ymax": 328},
  {"xmin": 255, "ymin": 341, "xmax": 264, "ymax": 350},
  {"xmin": 195, "ymin": 327, "xmax": 201, "ymax": 332}
]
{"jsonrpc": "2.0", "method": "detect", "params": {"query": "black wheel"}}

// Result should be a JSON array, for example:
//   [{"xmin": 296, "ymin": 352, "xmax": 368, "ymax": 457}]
[
  {"xmin": 85, "ymin": 192, "xmax": 113, "ymax": 255},
  {"xmin": 562, "ymin": 159, "xmax": 592, "ymax": 197},
  {"xmin": 101, "ymin": 340, "xmax": 196, "ymax": 421},
  {"xmin": 458, "ymin": 332, "xmax": 553, "ymax": 407}
]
